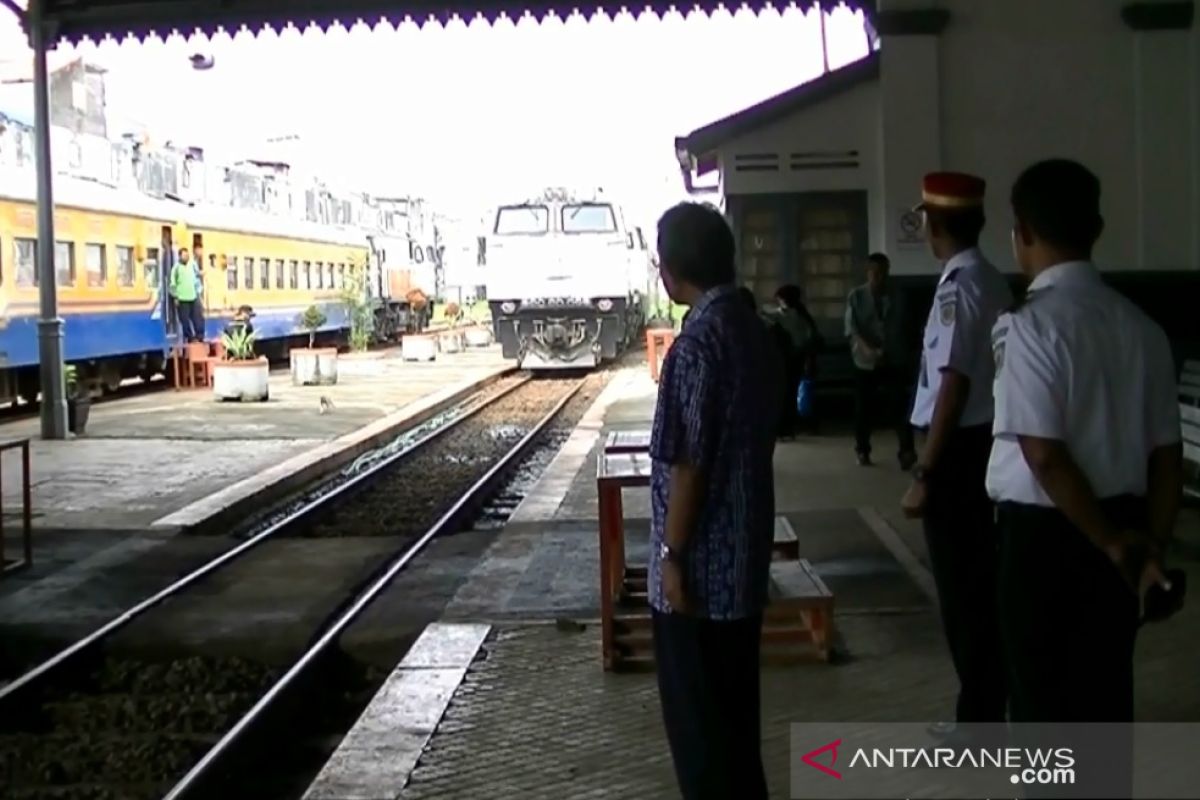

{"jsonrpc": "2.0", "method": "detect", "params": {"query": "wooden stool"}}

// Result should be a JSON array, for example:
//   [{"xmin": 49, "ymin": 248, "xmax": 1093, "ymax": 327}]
[{"xmin": 645, "ymin": 328, "xmax": 676, "ymax": 382}]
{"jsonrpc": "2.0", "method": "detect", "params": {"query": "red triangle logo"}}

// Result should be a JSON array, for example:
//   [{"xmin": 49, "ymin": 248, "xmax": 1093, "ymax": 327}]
[{"xmin": 801, "ymin": 739, "xmax": 843, "ymax": 780}]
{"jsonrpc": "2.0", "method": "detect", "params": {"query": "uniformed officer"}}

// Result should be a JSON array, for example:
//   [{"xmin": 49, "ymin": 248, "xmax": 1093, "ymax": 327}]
[
  {"xmin": 988, "ymin": 158, "xmax": 1182, "ymax": 724},
  {"xmin": 901, "ymin": 172, "xmax": 1012, "ymax": 732}
]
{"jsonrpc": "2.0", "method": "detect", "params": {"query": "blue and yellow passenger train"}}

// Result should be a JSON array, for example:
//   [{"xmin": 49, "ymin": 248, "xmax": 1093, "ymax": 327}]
[{"xmin": 0, "ymin": 173, "xmax": 416, "ymax": 404}]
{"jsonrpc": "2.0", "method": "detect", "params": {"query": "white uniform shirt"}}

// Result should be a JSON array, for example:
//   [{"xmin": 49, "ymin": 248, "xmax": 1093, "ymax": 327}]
[
  {"xmin": 910, "ymin": 248, "xmax": 1014, "ymax": 428},
  {"xmin": 985, "ymin": 261, "xmax": 1181, "ymax": 506}
]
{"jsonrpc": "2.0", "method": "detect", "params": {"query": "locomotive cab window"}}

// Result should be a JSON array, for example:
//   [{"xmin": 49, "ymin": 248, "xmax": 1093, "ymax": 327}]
[
  {"xmin": 494, "ymin": 205, "xmax": 549, "ymax": 235},
  {"xmin": 116, "ymin": 246, "xmax": 135, "ymax": 287},
  {"xmin": 561, "ymin": 203, "xmax": 617, "ymax": 234},
  {"xmin": 86, "ymin": 244, "xmax": 108, "ymax": 288},
  {"xmin": 15, "ymin": 238, "xmax": 36, "ymax": 287}
]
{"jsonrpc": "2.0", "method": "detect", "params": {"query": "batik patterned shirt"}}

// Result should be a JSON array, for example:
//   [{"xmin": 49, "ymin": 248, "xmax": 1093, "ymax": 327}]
[{"xmin": 648, "ymin": 284, "xmax": 781, "ymax": 620}]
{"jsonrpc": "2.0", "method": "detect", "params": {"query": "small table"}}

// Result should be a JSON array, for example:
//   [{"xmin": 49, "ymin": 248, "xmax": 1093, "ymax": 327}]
[
  {"xmin": 603, "ymin": 430, "xmax": 651, "ymax": 455},
  {"xmin": 596, "ymin": 450, "xmax": 651, "ymax": 670},
  {"xmin": 645, "ymin": 329, "xmax": 676, "ymax": 382},
  {"xmin": 0, "ymin": 438, "xmax": 33, "ymax": 576}
]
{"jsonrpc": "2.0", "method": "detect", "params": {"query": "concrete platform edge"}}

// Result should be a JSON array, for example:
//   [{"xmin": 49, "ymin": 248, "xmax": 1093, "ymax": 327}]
[
  {"xmin": 151, "ymin": 367, "xmax": 516, "ymax": 535},
  {"xmin": 508, "ymin": 368, "xmax": 638, "ymax": 523},
  {"xmin": 302, "ymin": 622, "xmax": 491, "ymax": 800}
]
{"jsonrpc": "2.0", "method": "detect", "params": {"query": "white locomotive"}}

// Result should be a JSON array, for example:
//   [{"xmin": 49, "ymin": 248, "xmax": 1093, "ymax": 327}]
[
  {"xmin": 483, "ymin": 188, "xmax": 650, "ymax": 369},
  {"xmin": 365, "ymin": 197, "xmax": 441, "ymax": 340}
]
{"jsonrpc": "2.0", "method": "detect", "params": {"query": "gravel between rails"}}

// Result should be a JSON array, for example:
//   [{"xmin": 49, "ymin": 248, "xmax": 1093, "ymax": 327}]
[
  {"xmin": 299, "ymin": 374, "xmax": 586, "ymax": 539},
  {"xmin": 0, "ymin": 368, "xmax": 614, "ymax": 800}
]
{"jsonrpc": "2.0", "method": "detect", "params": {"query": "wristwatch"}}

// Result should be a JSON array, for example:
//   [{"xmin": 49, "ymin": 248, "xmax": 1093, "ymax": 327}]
[
  {"xmin": 660, "ymin": 542, "xmax": 687, "ymax": 565},
  {"xmin": 911, "ymin": 464, "xmax": 931, "ymax": 482}
]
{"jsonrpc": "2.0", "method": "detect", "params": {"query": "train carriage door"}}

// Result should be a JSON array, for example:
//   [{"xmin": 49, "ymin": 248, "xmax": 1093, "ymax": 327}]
[
  {"xmin": 161, "ymin": 225, "xmax": 177, "ymax": 337},
  {"xmin": 191, "ymin": 232, "xmax": 209, "ymax": 340}
]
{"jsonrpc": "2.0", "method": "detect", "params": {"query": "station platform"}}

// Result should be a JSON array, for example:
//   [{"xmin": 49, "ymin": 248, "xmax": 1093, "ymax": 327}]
[{"xmin": 307, "ymin": 363, "xmax": 1200, "ymax": 800}]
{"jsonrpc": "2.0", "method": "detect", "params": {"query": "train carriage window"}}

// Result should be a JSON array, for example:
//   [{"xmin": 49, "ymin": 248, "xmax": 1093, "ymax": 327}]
[
  {"xmin": 15, "ymin": 238, "xmax": 36, "ymax": 287},
  {"xmin": 260, "ymin": 258, "xmax": 270, "ymax": 290},
  {"xmin": 0, "ymin": 236, "xmax": 3, "ymax": 285},
  {"xmin": 275, "ymin": 259, "xmax": 285, "ymax": 289},
  {"xmin": 338, "ymin": 264, "xmax": 346, "ymax": 288},
  {"xmin": 116, "ymin": 246, "xmax": 135, "ymax": 287},
  {"xmin": 227, "ymin": 256, "xmax": 239, "ymax": 290},
  {"xmin": 289, "ymin": 260, "xmax": 299, "ymax": 289},
  {"xmin": 145, "ymin": 247, "xmax": 160, "ymax": 288},
  {"xmin": 326, "ymin": 262, "xmax": 334, "ymax": 289},
  {"xmin": 315, "ymin": 262, "xmax": 325, "ymax": 289},
  {"xmin": 244, "ymin": 256, "xmax": 255, "ymax": 290},
  {"xmin": 302, "ymin": 261, "xmax": 312, "ymax": 290},
  {"xmin": 86, "ymin": 243, "xmax": 108, "ymax": 288},
  {"xmin": 55, "ymin": 241, "xmax": 75, "ymax": 287}
]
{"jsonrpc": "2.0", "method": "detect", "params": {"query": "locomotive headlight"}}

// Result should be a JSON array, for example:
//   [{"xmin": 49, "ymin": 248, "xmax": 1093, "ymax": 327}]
[
  {"xmin": 596, "ymin": 298, "xmax": 614, "ymax": 312},
  {"xmin": 500, "ymin": 301, "xmax": 518, "ymax": 314}
]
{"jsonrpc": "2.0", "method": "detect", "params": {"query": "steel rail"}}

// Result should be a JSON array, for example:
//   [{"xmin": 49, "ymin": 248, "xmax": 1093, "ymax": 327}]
[
  {"xmin": 0, "ymin": 373, "xmax": 531, "ymax": 706},
  {"xmin": 162, "ymin": 377, "xmax": 584, "ymax": 800}
]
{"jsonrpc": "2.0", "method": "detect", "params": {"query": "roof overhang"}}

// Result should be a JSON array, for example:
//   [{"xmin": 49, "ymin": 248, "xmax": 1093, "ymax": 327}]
[
  {"xmin": 5, "ymin": 0, "xmax": 877, "ymax": 47},
  {"xmin": 673, "ymin": 49, "xmax": 879, "ymax": 191}
]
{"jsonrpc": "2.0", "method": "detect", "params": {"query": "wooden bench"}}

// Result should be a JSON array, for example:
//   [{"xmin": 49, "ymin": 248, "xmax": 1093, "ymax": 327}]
[
  {"xmin": 596, "ymin": 449, "xmax": 830, "ymax": 671},
  {"xmin": 1182, "ymin": 360, "xmax": 1200, "ymax": 500},
  {"xmin": 0, "ymin": 438, "xmax": 33, "ymax": 577}
]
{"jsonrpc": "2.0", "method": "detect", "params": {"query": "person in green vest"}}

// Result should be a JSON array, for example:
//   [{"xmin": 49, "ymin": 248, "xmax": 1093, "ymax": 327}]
[{"xmin": 169, "ymin": 248, "xmax": 200, "ymax": 342}]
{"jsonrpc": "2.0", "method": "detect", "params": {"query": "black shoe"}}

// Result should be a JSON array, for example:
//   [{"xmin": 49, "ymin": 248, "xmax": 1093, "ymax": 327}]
[
  {"xmin": 856, "ymin": 452, "xmax": 872, "ymax": 467},
  {"xmin": 898, "ymin": 451, "xmax": 917, "ymax": 471}
]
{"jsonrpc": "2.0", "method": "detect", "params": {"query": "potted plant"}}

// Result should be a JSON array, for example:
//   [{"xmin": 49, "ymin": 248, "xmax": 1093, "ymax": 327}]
[
  {"xmin": 290, "ymin": 305, "xmax": 338, "ymax": 386},
  {"xmin": 439, "ymin": 301, "xmax": 465, "ymax": 353},
  {"xmin": 65, "ymin": 364, "xmax": 91, "ymax": 435},
  {"xmin": 212, "ymin": 327, "xmax": 270, "ymax": 402}
]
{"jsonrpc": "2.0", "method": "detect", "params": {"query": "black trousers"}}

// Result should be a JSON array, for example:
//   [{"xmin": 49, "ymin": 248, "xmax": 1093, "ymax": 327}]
[
  {"xmin": 922, "ymin": 424, "xmax": 1007, "ymax": 722},
  {"xmin": 653, "ymin": 610, "xmax": 767, "ymax": 800},
  {"xmin": 191, "ymin": 300, "xmax": 206, "ymax": 341},
  {"xmin": 853, "ymin": 366, "xmax": 915, "ymax": 457},
  {"xmin": 998, "ymin": 498, "xmax": 1142, "ymax": 799},
  {"xmin": 177, "ymin": 299, "xmax": 198, "ymax": 341}
]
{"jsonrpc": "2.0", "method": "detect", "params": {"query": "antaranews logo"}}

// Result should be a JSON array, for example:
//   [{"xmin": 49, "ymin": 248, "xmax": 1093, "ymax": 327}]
[{"xmin": 799, "ymin": 739, "xmax": 1076, "ymax": 782}]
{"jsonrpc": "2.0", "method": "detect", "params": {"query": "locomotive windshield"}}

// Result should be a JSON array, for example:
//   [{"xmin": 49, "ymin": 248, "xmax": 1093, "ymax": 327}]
[
  {"xmin": 494, "ymin": 205, "xmax": 549, "ymax": 235},
  {"xmin": 561, "ymin": 203, "xmax": 617, "ymax": 234}
]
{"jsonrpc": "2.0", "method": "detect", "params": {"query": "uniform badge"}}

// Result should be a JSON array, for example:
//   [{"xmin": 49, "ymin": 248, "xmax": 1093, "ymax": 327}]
[
  {"xmin": 939, "ymin": 299, "xmax": 956, "ymax": 326},
  {"xmin": 993, "ymin": 341, "xmax": 1005, "ymax": 371}
]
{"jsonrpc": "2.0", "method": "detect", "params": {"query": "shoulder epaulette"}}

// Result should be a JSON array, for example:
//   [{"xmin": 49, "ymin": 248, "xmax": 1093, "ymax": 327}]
[
  {"xmin": 1008, "ymin": 286, "xmax": 1051, "ymax": 314},
  {"xmin": 942, "ymin": 266, "xmax": 961, "ymax": 284}
]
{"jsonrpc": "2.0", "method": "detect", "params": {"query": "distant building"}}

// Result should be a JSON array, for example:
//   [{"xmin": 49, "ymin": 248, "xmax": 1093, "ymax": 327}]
[{"xmin": 0, "ymin": 54, "xmax": 108, "ymax": 138}]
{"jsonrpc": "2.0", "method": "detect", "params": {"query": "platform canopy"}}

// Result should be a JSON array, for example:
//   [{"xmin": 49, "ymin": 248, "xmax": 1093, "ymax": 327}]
[{"xmin": 13, "ymin": 0, "xmax": 876, "ymax": 46}]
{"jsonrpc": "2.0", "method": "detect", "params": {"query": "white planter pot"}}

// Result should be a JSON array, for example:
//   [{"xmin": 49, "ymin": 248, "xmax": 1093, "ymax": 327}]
[
  {"xmin": 439, "ymin": 332, "xmax": 463, "ymax": 353},
  {"xmin": 402, "ymin": 335, "xmax": 437, "ymax": 362},
  {"xmin": 290, "ymin": 348, "xmax": 339, "ymax": 386},
  {"xmin": 465, "ymin": 327, "xmax": 492, "ymax": 347},
  {"xmin": 213, "ymin": 358, "xmax": 270, "ymax": 402}
]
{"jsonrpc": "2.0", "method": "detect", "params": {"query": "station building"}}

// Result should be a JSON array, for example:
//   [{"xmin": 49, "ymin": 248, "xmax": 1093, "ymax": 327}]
[{"xmin": 674, "ymin": 0, "xmax": 1200, "ymax": 356}]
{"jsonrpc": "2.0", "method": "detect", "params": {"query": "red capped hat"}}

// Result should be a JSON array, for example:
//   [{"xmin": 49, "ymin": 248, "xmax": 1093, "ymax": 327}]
[{"xmin": 916, "ymin": 171, "xmax": 986, "ymax": 211}]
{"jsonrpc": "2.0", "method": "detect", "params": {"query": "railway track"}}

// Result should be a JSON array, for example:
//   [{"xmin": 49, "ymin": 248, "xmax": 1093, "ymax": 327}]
[{"xmin": 0, "ymin": 368, "xmax": 612, "ymax": 800}]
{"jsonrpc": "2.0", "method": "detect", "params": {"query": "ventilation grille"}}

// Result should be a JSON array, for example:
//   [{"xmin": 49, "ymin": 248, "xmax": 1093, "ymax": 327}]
[{"xmin": 732, "ymin": 150, "xmax": 861, "ymax": 173}]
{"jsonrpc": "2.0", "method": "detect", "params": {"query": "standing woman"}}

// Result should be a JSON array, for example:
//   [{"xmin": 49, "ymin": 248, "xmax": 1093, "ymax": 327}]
[{"xmin": 774, "ymin": 284, "xmax": 823, "ymax": 435}]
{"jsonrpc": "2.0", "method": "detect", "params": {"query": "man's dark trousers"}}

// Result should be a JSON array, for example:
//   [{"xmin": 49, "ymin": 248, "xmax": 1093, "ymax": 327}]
[
  {"xmin": 177, "ymin": 300, "xmax": 198, "ymax": 341},
  {"xmin": 653, "ymin": 610, "xmax": 767, "ymax": 800},
  {"xmin": 922, "ymin": 424, "xmax": 1007, "ymax": 722},
  {"xmin": 853, "ymin": 365, "xmax": 916, "ymax": 459}
]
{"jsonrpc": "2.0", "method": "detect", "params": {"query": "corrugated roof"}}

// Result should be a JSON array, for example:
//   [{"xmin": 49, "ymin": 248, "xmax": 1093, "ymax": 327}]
[
  {"xmin": 28, "ymin": 0, "xmax": 875, "ymax": 46},
  {"xmin": 675, "ymin": 49, "xmax": 879, "ymax": 163}
]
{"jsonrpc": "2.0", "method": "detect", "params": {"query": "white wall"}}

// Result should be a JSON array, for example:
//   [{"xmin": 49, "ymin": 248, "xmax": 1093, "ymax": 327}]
[
  {"xmin": 713, "ymin": 0, "xmax": 1199, "ymax": 276},
  {"xmin": 717, "ymin": 80, "xmax": 882, "ymax": 236}
]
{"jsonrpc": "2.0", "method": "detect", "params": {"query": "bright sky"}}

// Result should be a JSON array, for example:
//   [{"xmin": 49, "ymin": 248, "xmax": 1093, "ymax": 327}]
[{"xmin": 0, "ymin": 4, "xmax": 869, "ymax": 229}]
